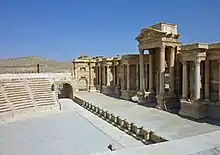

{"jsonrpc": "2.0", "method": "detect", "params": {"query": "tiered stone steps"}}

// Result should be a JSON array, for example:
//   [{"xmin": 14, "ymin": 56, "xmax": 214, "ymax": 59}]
[
  {"xmin": 28, "ymin": 78, "xmax": 57, "ymax": 107},
  {"xmin": 3, "ymin": 79, "xmax": 34, "ymax": 110},
  {"xmin": 0, "ymin": 77, "xmax": 59, "ymax": 121},
  {"xmin": 0, "ymin": 86, "xmax": 12, "ymax": 113}
]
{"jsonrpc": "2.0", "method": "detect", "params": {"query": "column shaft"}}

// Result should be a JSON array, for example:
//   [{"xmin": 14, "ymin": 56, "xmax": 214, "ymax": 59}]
[
  {"xmin": 182, "ymin": 61, "xmax": 188, "ymax": 99},
  {"xmin": 112, "ymin": 62, "xmax": 116, "ymax": 85},
  {"xmin": 194, "ymin": 60, "xmax": 201, "ymax": 100},
  {"xmin": 204, "ymin": 61, "xmax": 210, "ymax": 100},
  {"xmin": 169, "ymin": 47, "xmax": 175, "ymax": 93},
  {"xmin": 99, "ymin": 65, "xmax": 102, "ymax": 86},
  {"xmin": 148, "ymin": 51, "xmax": 153, "ymax": 91},
  {"xmin": 127, "ymin": 64, "xmax": 130, "ymax": 90},
  {"xmin": 218, "ymin": 61, "xmax": 220, "ymax": 101},
  {"xmin": 139, "ymin": 49, "xmax": 145, "ymax": 90},
  {"xmin": 145, "ymin": 63, "xmax": 149, "ymax": 90},
  {"xmin": 89, "ymin": 63, "xmax": 92, "ymax": 86},
  {"xmin": 159, "ymin": 45, "xmax": 165, "ymax": 94},
  {"xmin": 136, "ymin": 64, "xmax": 139, "ymax": 90}
]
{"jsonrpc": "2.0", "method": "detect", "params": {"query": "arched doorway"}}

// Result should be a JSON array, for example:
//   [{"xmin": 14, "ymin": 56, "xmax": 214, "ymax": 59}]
[
  {"xmin": 78, "ymin": 78, "xmax": 88, "ymax": 91},
  {"xmin": 58, "ymin": 83, "xmax": 73, "ymax": 99}
]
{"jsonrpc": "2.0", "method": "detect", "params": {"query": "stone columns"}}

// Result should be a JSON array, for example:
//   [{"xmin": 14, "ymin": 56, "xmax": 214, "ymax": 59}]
[
  {"xmin": 89, "ymin": 63, "xmax": 92, "ymax": 86},
  {"xmin": 99, "ymin": 65, "xmax": 102, "ymax": 86},
  {"xmin": 106, "ymin": 66, "xmax": 112, "ymax": 86},
  {"xmin": 121, "ymin": 65, "xmax": 125, "ymax": 90},
  {"xmin": 116, "ymin": 66, "xmax": 120, "ymax": 86},
  {"xmin": 182, "ymin": 61, "xmax": 188, "ymax": 99},
  {"xmin": 95, "ymin": 65, "xmax": 98, "ymax": 85},
  {"xmin": 204, "ymin": 61, "xmax": 210, "ymax": 101},
  {"xmin": 145, "ymin": 63, "xmax": 149, "ymax": 91},
  {"xmin": 148, "ymin": 50, "xmax": 153, "ymax": 91},
  {"xmin": 112, "ymin": 62, "xmax": 116, "ymax": 85},
  {"xmin": 159, "ymin": 45, "xmax": 165, "ymax": 95},
  {"xmin": 103, "ymin": 65, "xmax": 106, "ymax": 85},
  {"xmin": 136, "ymin": 64, "xmax": 139, "ymax": 90},
  {"xmin": 127, "ymin": 64, "xmax": 130, "ymax": 90},
  {"xmin": 194, "ymin": 60, "xmax": 201, "ymax": 100},
  {"xmin": 139, "ymin": 49, "xmax": 145, "ymax": 90},
  {"xmin": 218, "ymin": 61, "xmax": 220, "ymax": 101},
  {"xmin": 168, "ymin": 47, "xmax": 175, "ymax": 95}
]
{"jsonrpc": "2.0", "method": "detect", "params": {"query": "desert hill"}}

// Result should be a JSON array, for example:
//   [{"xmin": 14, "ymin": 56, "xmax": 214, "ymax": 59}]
[{"xmin": 0, "ymin": 56, "xmax": 72, "ymax": 73}]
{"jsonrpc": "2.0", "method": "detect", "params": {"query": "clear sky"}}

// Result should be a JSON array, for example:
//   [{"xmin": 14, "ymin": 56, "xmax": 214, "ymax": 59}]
[{"xmin": 0, "ymin": 0, "xmax": 220, "ymax": 61}]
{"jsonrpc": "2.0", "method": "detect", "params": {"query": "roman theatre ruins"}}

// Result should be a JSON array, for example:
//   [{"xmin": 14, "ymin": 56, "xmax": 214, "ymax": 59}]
[{"xmin": 1, "ymin": 22, "xmax": 220, "ymax": 155}]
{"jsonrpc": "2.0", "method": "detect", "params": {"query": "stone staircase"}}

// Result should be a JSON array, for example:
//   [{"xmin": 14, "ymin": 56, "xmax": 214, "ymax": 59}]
[
  {"xmin": 0, "ymin": 77, "xmax": 60, "ymax": 121},
  {"xmin": 28, "ymin": 78, "xmax": 57, "ymax": 107},
  {"xmin": 3, "ymin": 79, "xmax": 34, "ymax": 110},
  {"xmin": 0, "ymin": 84, "xmax": 13, "ymax": 113}
]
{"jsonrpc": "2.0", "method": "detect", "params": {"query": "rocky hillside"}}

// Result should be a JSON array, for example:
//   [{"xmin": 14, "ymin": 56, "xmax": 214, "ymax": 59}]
[{"xmin": 0, "ymin": 56, "xmax": 72, "ymax": 73}]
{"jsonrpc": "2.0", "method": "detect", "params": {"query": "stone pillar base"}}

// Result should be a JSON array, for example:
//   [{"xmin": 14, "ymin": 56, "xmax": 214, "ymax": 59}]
[
  {"xmin": 121, "ymin": 90, "xmax": 136, "ymax": 101},
  {"xmin": 156, "ymin": 94, "xmax": 166, "ymax": 110},
  {"xmin": 113, "ymin": 86, "xmax": 121, "ymax": 98},
  {"xmin": 102, "ymin": 86, "xmax": 114, "ymax": 96},
  {"xmin": 179, "ymin": 100, "xmax": 208, "ymax": 119},
  {"xmin": 89, "ymin": 85, "xmax": 96, "ymax": 92},
  {"xmin": 137, "ymin": 90, "xmax": 156, "ymax": 106},
  {"xmin": 208, "ymin": 102, "xmax": 220, "ymax": 119},
  {"xmin": 137, "ymin": 90, "xmax": 147, "ymax": 104}
]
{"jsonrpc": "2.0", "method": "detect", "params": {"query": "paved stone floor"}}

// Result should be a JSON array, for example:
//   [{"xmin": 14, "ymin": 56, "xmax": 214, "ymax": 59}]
[
  {"xmin": 92, "ymin": 130, "xmax": 220, "ymax": 155},
  {"xmin": 0, "ymin": 99, "xmax": 143, "ymax": 155},
  {"xmin": 75, "ymin": 92, "xmax": 220, "ymax": 140}
]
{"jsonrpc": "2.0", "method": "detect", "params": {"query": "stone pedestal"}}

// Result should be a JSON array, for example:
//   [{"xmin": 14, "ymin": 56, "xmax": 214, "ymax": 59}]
[
  {"xmin": 179, "ymin": 100, "xmax": 208, "ymax": 119},
  {"xmin": 137, "ymin": 90, "xmax": 156, "ymax": 106},
  {"xmin": 114, "ymin": 86, "xmax": 121, "ymax": 98},
  {"xmin": 145, "ymin": 90, "xmax": 156, "ymax": 102},
  {"xmin": 121, "ymin": 90, "xmax": 136, "ymax": 101},
  {"xmin": 102, "ymin": 86, "xmax": 114, "ymax": 96},
  {"xmin": 89, "ymin": 85, "xmax": 96, "ymax": 92},
  {"xmin": 208, "ymin": 103, "xmax": 220, "ymax": 120},
  {"xmin": 156, "ymin": 94, "xmax": 166, "ymax": 110},
  {"xmin": 137, "ymin": 90, "xmax": 147, "ymax": 104}
]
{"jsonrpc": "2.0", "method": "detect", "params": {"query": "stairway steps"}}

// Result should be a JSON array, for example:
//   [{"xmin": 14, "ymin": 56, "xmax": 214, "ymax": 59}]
[
  {"xmin": 8, "ymin": 97, "xmax": 31, "ymax": 102},
  {"xmin": 6, "ymin": 93, "xmax": 30, "ymax": 97},
  {"xmin": 15, "ymin": 104, "xmax": 34, "ymax": 110}
]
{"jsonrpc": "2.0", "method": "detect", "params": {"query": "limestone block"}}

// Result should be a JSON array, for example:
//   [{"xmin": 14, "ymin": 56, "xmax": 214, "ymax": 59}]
[
  {"xmin": 179, "ymin": 100, "xmax": 208, "ymax": 119},
  {"xmin": 208, "ymin": 103, "xmax": 220, "ymax": 119}
]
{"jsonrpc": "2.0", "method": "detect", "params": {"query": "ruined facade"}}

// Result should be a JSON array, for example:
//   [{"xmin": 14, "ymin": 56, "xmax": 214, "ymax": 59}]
[{"xmin": 73, "ymin": 22, "xmax": 220, "ymax": 120}]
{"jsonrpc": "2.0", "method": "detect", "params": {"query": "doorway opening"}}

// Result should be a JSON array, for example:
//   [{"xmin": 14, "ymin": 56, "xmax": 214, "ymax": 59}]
[{"xmin": 58, "ymin": 83, "xmax": 73, "ymax": 99}]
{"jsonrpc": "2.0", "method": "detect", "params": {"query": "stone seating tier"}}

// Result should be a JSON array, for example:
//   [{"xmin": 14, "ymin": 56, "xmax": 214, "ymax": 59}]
[
  {"xmin": 0, "ymin": 91, "xmax": 11, "ymax": 113},
  {"xmin": 0, "ymin": 77, "xmax": 59, "ymax": 120},
  {"xmin": 28, "ymin": 78, "xmax": 56, "ymax": 107}
]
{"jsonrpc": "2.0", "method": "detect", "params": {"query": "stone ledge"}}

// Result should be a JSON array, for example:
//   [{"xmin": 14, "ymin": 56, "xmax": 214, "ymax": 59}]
[
  {"xmin": 208, "ymin": 103, "xmax": 220, "ymax": 120},
  {"xmin": 179, "ymin": 100, "xmax": 208, "ymax": 119},
  {"xmin": 73, "ymin": 95, "xmax": 168, "ymax": 144}
]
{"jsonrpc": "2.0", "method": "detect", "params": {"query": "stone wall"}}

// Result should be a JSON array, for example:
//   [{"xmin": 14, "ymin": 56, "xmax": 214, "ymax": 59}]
[{"xmin": 0, "ymin": 75, "xmax": 64, "ymax": 121}]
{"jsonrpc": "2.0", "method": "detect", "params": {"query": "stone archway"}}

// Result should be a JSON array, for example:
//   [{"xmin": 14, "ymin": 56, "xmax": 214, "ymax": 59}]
[
  {"xmin": 57, "ymin": 82, "xmax": 74, "ymax": 99},
  {"xmin": 78, "ymin": 77, "xmax": 88, "ymax": 91}
]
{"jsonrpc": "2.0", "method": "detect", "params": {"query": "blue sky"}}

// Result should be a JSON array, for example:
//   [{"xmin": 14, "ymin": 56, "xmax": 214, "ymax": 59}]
[{"xmin": 0, "ymin": 0, "xmax": 220, "ymax": 61}]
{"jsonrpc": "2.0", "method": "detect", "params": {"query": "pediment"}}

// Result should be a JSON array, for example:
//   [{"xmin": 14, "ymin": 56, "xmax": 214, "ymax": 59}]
[{"xmin": 136, "ymin": 27, "xmax": 166, "ymax": 42}]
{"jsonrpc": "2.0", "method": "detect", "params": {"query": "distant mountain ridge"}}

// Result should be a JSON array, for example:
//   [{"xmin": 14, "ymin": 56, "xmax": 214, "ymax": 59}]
[{"xmin": 0, "ymin": 56, "xmax": 72, "ymax": 73}]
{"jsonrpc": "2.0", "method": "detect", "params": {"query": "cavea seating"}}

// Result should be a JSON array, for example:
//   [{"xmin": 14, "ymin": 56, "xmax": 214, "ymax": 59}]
[
  {"xmin": 28, "ymin": 78, "xmax": 57, "ymax": 107},
  {"xmin": 0, "ymin": 77, "xmax": 59, "ymax": 120},
  {"xmin": 3, "ymin": 79, "xmax": 34, "ymax": 110}
]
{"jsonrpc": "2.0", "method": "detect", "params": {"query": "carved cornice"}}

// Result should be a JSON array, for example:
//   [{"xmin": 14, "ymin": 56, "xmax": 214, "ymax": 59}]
[{"xmin": 136, "ymin": 27, "xmax": 166, "ymax": 42}]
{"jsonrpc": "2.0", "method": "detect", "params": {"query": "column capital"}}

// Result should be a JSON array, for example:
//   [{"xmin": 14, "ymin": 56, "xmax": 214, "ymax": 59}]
[
  {"xmin": 161, "ymin": 43, "xmax": 166, "ymax": 50},
  {"xmin": 182, "ymin": 61, "xmax": 187, "ymax": 65},
  {"xmin": 139, "ymin": 48, "xmax": 144, "ymax": 54},
  {"xmin": 205, "ymin": 60, "xmax": 209, "ymax": 64},
  {"xmin": 195, "ymin": 59, "xmax": 201, "ymax": 65},
  {"xmin": 148, "ymin": 49, "xmax": 154, "ymax": 54}
]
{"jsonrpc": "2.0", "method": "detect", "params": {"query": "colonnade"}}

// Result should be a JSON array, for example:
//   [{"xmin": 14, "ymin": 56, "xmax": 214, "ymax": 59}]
[{"xmin": 138, "ymin": 45, "xmax": 176, "ymax": 97}]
